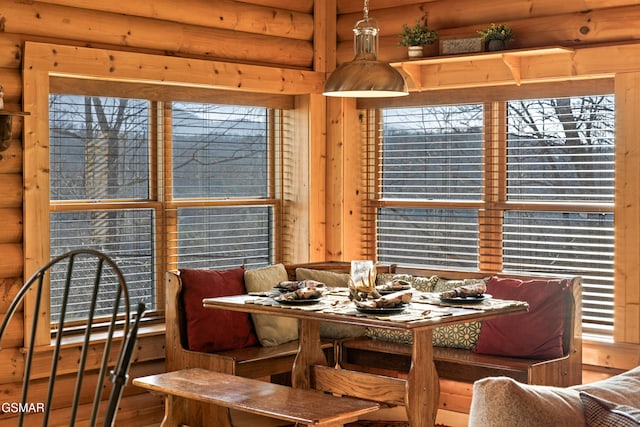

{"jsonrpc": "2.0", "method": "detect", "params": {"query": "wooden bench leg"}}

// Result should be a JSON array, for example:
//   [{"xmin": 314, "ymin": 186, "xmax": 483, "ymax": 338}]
[
  {"xmin": 162, "ymin": 395, "xmax": 232, "ymax": 427},
  {"xmin": 161, "ymin": 395, "xmax": 178, "ymax": 427}
]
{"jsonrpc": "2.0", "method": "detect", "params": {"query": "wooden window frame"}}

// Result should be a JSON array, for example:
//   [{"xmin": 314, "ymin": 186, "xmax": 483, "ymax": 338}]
[
  {"xmin": 22, "ymin": 42, "xmax": 317, "ymax": 348},
  {"xmin": 355, "ymin": 42, "xmax": 640, "ymax": 370},
  {"xmin": 369, "ymin": 90, "xmax": 614, "ymax": 332}
]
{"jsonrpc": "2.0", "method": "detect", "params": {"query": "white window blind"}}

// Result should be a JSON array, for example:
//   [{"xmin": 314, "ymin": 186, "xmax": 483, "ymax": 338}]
[
  {"xmin": 169, "ymin": 102, "xmax": 278, "ymax": 270},
  {"xmin": 504, "ymin": 96, "xmax": 615, "ymax": 338},
  {"xmin": 49, "ymin": 95, "xmax": 155, "ymax": 321},
  {"xmin": 376, "ymin": 104, "xmax": 484, "ymax": 268},
  {"xmin": 171, "ymin": 103, "xmax": 269, "ymax": 199},
  {"xmin": 381, "ymin": 105, "xmax": 484, "ymax": 201},
  {"xmin": 373, "ymin": 94, "xmax": 615, "ymax": 339},
  {"xmin": 378, "ymin": 207, "xmax": 479, "ymax": 269}
]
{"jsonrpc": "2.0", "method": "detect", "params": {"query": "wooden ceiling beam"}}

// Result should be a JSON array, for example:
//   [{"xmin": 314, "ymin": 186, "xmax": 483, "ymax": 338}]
[{"xmin": 23, "ymin": 42, "xmax": 324, "ymax": 95}]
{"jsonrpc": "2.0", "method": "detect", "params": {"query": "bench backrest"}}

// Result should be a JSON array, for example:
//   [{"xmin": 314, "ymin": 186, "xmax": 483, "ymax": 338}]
[
  {"xmin": 166, "ymin": 262, "xmax": 395, "ymax": 357},
  {"xmin": 395, "ymin": 266, "xmax": 583, "ymax": 385}
]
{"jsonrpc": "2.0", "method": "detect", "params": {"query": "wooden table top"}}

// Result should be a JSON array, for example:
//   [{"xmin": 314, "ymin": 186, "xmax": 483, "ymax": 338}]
[{"xmin": 203, "ymin": 291, "xmax": 528, "ymax": 330}]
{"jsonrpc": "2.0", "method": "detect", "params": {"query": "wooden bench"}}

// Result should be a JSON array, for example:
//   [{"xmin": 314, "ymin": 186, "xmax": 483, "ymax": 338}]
[
  {"xmin": 165, "ymin": 261, "xmax": 393, "ymax": 426},
  {"xmin": 133, "ymin": 368, "xmax": 380, "ymax": 427},
  {"xmin": 340, "ymin": 269, "xmax": 583, "ymax": 395}
]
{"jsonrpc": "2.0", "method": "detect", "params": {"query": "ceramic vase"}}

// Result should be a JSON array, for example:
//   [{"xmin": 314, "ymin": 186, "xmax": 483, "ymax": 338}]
[
  {"xmin": 408, "ymin": 45, "xmax": 424, "ymax": 58},
  {"xmin": 487, "ymin": 39, "xmax": 506, "ymax": 51}
]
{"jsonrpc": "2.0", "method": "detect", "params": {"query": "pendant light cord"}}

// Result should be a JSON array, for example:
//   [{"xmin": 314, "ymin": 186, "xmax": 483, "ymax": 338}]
[{"xmin": 363, "ymin": 0, "xmax": 369, "ymax": 20}]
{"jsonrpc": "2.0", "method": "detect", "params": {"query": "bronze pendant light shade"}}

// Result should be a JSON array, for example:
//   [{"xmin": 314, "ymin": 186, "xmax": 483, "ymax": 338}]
[{"xmin": 323, "ymin": 0, "xmax": 409, "ymax": 98}]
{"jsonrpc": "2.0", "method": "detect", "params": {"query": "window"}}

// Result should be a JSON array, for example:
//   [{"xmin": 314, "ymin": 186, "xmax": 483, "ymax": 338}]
[
  {"xmin": 169, "ymin": 102, "xmax": 280, "ymax": 269},
  {"xmin": 49, "ymin": 96, "xmax": 155, "ymax": 321},
  {"xmin": 47, "ymin": 92, "xmax": 287, "ymax": 326},
  {"xmin": 376, "ymin": 104, "xmax": 484, "ymax": 269},
  {"xmin": 370, "ymin": 94, "xmax": 615, "ymax": 340}
]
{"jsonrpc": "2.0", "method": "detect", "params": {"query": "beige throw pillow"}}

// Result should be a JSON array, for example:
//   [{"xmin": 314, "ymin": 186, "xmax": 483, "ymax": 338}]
[
  {"xmin": 295, "ymin": 267, "xmax": 351, "ymax": 287},
  {"xmin": 469, "ymin": 376, "xmax": 584, "ymax": 426},
  {"xmin": 244, "ymin": 264, "xmax": 298, "ymax": 346}
]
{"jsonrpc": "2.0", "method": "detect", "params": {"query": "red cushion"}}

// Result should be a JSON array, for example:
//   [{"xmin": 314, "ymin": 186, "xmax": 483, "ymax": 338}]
[
  {"xmin": 180, "ymin": 267, "xmax": 258, "ymax": 353},
  {"xmin": 472, "ymin": 276, "xmax": 570, "ymax": 359}
]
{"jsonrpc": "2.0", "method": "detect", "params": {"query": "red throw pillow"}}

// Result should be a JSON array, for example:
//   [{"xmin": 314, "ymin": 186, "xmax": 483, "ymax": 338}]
[
  {"xmin": 180, "ymin": 267, "xmax": 258, "ymax": 353},
  {"xmin": 473, "ymin": 276, "xmax": 570, "ymax": 359}
]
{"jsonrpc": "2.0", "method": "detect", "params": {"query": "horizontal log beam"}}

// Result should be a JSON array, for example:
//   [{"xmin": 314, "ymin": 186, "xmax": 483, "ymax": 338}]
[
  {"xmin": 0, "ymin": 175, "xmax": 22, "ymax": 209},
  {"xmin": 35, "ymin": 0, "xmax": 314, "ymax": 41},
  {"xmin": 0, "ymin": 35, "xmax": 23, "ymax": 69},
  {"xmin": 24, "ymin": 42, "xmax": 324, "ymax": 95},
  {"xmin": 0, "ymin": 208, "xmax": 22, "ymax": 244},
  {"xmin": 0, "ymin": 278, "xmax": 21, "ymax": 313},
  {"xmin": 0, "ymin": 68, "xmax": 22, "ymax": 105},
  {"xmin": 238, "ymin": 0, "xmax": 314, "ymax": 14},
  {"xmin": 2, "ymin": 1, "xmax": 314, "ymax": 69},
  {"xmin": 337, "ymin": 4, "xmax": 640, "ymax": 63},
  {"xmin": 337, "ymin": 0, "xmax": 640, "ymax": 28},
  {"xmin": 0, "ymin": 242, "xmax": 22, "ymax": 278}
]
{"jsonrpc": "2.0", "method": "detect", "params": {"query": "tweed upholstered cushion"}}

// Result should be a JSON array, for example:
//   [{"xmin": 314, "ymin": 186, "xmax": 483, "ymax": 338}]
[
  {"xmin": 469, "ymin": 366, "xmax": 640, "ymax": 427},
  {"xmin": 580, "ymin": 392, "xmax": 640, "ymax": 427},
  {"xmin": 469, "ymin": 376, "xmax": 585, "ymax": 427},
  {"xmin": 575, "ymin": 366, "xmax": 640, "ymax": 408}
]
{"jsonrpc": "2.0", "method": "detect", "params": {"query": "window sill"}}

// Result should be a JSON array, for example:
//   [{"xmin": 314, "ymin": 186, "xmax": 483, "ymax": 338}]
[
  {"xmin": 583, "ymin": 339, "xmax": 640, "ymax": 371},
  {"xmin": 29, "ymin": 319, "xmax": 165, "ymax": 354}
]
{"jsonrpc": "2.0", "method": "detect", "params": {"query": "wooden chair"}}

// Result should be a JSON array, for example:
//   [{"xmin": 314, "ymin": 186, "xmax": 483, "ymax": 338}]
[{"xmin": 0, "ymin": 249, "xmax": 145, "ymax": 427}]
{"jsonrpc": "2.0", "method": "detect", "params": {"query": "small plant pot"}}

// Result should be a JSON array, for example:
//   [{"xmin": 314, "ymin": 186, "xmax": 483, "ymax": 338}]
[
  {"xmin": 486, "ymin": 39, "xmax": 507, "ymax": 51},
  {"xmin": 407, "ymin": 46, "xmax": 424, "ymax": 58}
]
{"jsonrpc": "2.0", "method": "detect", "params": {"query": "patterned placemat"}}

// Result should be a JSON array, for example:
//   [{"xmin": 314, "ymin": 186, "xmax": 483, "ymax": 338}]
[{"xmin": 245, "ymin": 293, "xmax": 454, "ymax": 322}]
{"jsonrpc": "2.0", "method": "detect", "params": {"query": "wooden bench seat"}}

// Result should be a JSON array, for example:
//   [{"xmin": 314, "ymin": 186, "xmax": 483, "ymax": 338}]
[
  {"xmin": 133, "ymin": 368, "xmax": 380, "ymax": 427},
  {"xmin": 340, "ymin": 270, "xmax": 583, "ymax": 394},
  {"xmin": 341, "ymin": 337, "xmax": 573, "ymax": 385},
  {"xmin": 166, "ymin": 268, "xmax": 337, "ymax": 379}
]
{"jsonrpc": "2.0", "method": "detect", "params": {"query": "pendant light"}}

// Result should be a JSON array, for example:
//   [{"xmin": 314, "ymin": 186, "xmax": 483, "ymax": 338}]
[{"xmin": 323, "ymin": 0, "xmax": 409, "ymax": 98}]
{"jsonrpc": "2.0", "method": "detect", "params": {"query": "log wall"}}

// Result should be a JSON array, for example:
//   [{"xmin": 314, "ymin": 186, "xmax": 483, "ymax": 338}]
[
  {"xmin": 335, "ymin": 0, "xmax": 640, "ymax": 63},
  {"xmin": 0, "ymin": 2, "xmax": 317, "ymax": 425},
  {"xmin": 1, "ymin": 1, "xmax": 640, "ymax": 425}
]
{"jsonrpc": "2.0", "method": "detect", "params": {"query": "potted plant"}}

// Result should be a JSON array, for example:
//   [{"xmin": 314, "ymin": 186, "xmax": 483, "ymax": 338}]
[
  {"xmin": 478, "ymin": 23, "xmax": 514, "ymax": 51},
  {"xmin": 399, "ymin": 19, "xmax": 439, "ymax": 58}
]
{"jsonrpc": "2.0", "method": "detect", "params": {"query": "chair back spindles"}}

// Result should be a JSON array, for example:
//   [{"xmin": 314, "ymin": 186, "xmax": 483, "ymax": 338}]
[{"xmin": 0, "ymin": 249, "xmax": 143, "ymax": 427}]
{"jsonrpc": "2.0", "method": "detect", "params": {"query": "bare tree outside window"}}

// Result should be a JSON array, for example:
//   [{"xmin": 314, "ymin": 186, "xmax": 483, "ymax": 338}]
[{"xmin": 49, "ymin": 95, "xmax": 154, "ymax": 321}]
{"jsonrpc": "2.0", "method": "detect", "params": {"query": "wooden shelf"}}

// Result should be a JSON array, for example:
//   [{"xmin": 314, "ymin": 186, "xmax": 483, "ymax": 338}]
[{"xmin": 392, "ymin": 46, "xmax": 575, "ymax": 89}]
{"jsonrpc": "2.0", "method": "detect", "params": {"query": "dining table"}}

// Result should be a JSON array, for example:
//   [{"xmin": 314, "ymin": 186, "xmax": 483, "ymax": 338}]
[{"xmin": 203, "ymin": 287, "xmax": 528, "ymax": 427}]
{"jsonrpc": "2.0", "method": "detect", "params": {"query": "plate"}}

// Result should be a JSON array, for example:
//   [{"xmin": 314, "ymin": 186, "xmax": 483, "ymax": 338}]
[
  {"xmin": 439, "ymin": 294, "xmax": 491, "ymax": 304},
  {"xmin": 376, "ymin": 287, "xmax": 411, "ymax": 295},
  {"xmin": 355, "ymin": 304, "xmax": 408, "ymax": 315},
  {"xmin": 274, "ymin": 297, "xmax": 322, "ymax": 305}
]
